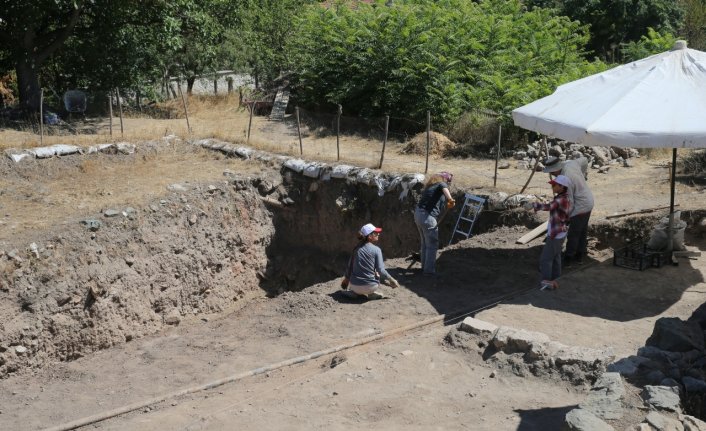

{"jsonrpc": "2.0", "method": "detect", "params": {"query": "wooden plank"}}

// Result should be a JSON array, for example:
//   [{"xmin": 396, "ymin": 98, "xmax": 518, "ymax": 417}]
[
  {"xmin": 606, "ymin": 204, "xmax": 678, "ymax": 219},
  {"xmin": 516, "ymin": 221, "xmax": 548, "ymax": 244}
]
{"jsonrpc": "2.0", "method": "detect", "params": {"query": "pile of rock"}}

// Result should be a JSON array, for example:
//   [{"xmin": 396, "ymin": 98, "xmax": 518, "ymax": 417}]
[
  {"xmin": 604, "ymin": 316, "xmax": 706, "ymax": 428},
  {"xmin": 449, "ymin": 315, "xmax": 706, "ymax": 430},
  {"xmin": 512, "ymin": 140, "xmax": 640, "ymax": 174},
  {"xmin": 447, "ymin": 317, "xmax": 614, "ymax": 386}
]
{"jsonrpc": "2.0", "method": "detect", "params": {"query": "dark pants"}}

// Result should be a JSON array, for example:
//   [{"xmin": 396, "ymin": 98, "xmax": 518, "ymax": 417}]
[
  {"xmin": 540, "ymin": 237, "xmax": 565, "ymax": 281},
  {"xmin": 565, "ymin": 211, "xmax": 591, "ymax": 259}
]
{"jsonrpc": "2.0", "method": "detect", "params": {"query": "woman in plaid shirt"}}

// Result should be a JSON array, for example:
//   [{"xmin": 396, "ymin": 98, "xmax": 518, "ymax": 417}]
[{"xmin": 530, "ymin": 175, "xmax": 572, "ymax": 290}]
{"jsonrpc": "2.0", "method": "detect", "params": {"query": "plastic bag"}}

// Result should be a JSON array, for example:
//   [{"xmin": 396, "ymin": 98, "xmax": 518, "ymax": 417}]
[{"xmin": 647, "ymin": 213, "xmax": 687, "ymax": 251}]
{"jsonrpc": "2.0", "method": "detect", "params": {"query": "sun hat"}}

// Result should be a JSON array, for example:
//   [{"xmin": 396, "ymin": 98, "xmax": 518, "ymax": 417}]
[
  {"xmin": 549, "ymin": 174, "xmax": 571, "ymax": 188},
  {"xmin": 542, "ymin": 156, "xmax": 566, "ymax": 174},
  {"xmin": 359, "ymin": 223, "xmax": 382, "ymax": 237}
]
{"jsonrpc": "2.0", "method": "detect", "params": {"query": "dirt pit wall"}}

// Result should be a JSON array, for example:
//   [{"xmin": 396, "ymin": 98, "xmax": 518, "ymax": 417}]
[
  {"xmin": 0, "ymin": 176, "xmax": 279, "ymax": 377},
  {"xmin": 0, "ymin": 154, "xmax": 434, "ymax": 378},
  {"xmin": 3, "ymin": 140, "xmax": 699, "ymax": 379}
]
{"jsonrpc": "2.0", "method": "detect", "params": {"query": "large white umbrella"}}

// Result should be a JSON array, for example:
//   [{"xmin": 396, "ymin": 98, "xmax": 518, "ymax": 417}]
[{"xmin": 512, "ymin": 40, "xmax": 706, "ymax": 250}]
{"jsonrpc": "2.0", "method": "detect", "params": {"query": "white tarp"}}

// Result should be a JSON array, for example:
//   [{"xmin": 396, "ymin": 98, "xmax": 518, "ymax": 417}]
[{"xmin": 512, "ymin": 41, "xmax": 706, "ymax": 149}]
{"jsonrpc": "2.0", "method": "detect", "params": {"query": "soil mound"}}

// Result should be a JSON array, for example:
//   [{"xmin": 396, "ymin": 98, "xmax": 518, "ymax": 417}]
[{"xmin": 400, "ymin": 131, "xmax": 458, "ymax": 157}]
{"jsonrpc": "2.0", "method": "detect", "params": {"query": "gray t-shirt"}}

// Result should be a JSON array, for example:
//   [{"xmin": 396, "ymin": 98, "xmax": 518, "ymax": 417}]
[
  {"xmin": 562, "ymin": 158, "xmax": 594, "ymax": 216},
  {"xmin": 345, "ymin": 242, "xmax": 392, "ymax": 286}
]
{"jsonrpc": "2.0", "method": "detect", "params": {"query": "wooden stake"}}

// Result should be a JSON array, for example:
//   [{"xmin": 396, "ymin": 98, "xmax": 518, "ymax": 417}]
[
  {"xmin": 247, "ymin": 101, "xmax": 255, "ymax": 142},
  {"xmin": 39, "ymin": 89, "xmax": 44, "ymax": 145},
  {"xmin": 493, "ymin": 125, "xmax": 502, "ymax": 187},
  {"xmin": 116, "ymin": 88, "xmax": 124, "ymax": 137},
  {"xmin": 295, "ymin": 106, "xmax": 303, "ymax": 155},
  {"xmin": 108, "ymin": 94, "xmax": 113, "ymax": 137},
  {"xmin": 519, "ymin": 137, "xmax": 546, "ymax": 194},
  {"xmin": 336, "ymin": 104, "xmax": 342, "ymax": 161},
  {"xmin": 178, "ymin": 84, "xmax": 191, "ymax": 135},
  {"xmin": 605, "ymin": 204, "xmax": 679, "ymax": 219},
  {"xmin": 425, "ymin": 110, "xmax": 431, "ymax": 174},
  {"xmin": 378, "ymin": 114, "xmax": 389, "ymax": 169}
]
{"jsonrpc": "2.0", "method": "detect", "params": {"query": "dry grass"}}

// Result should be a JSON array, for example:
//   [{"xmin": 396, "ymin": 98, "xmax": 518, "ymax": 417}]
[
  {"xmin": 640, "ymin": 148, "xmax": 674, "ymax": 159},
  {"xmin": 0, "ymin": 95, "xmax": 692, "ymax": 246},
  {"xmin": 0, "ymin": 94, "xmax": 251, "ymax": 151}
]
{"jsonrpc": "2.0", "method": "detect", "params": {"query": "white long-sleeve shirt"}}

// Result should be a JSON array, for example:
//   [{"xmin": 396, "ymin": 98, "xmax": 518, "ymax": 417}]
[{"xmin": 561, "ymin": 158, "xmax": 594, "ymax": 217}]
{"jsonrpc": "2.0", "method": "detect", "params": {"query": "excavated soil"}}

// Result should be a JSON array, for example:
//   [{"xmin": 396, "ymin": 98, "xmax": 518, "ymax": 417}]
[
  {"xmin": 1, "ymin": 139, "xmax": 706, "ymax": 430},
  {"xmin": 400, "ymin": 131, "xmax": 458, "ymax": 157}
]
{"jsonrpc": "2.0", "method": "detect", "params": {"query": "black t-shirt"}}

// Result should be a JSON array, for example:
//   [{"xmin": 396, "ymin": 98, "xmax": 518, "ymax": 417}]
[{"xmin": 417, "ymin": 182, "xmax": 448, "ymax": 218}]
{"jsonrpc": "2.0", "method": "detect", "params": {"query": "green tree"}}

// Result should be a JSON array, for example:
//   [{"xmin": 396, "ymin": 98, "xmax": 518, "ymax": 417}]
[
  {"xmin": 0, "ymin": 0, "xmax": 244, "ymax": 111},
  {"xmin": 0, "ymin": 1, "xmax": 84, "ymax": 111},
  {"xmin": 677, "ymin": 0, "xmax": 706, "ymax": 51},
  {"xmin": 524, "ymin": 0, "xmax": 684, "ymax": 61},
  {"xmin": 169, "ymin": 0, "xmax": 229, "ymax": 95},
  {"xmin": 291, "ymin": 0, "xmax": 604, "ymax": 125},
  {"xmin": 224, "ymin": 0, "xmax": 316, "ymax": 89},
  {"xmin": 620, "ymin": 28, "xmax": 677, "ymax": 62}
]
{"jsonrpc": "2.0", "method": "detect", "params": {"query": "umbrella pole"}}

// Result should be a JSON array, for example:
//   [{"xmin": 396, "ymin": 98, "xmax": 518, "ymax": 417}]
[{"xmin": 667, "ymin": 148, "xmax": 677, "ymax": 253}]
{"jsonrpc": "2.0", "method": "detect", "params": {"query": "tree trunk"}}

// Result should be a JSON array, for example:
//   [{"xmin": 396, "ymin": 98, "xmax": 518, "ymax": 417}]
[
  {"xmin": 16, "ymin": 56, "xmax": 42, "ymax": 112},
  {"xmin": 186, "ymin": 76, "xmax": 195, "ymax": 95}
]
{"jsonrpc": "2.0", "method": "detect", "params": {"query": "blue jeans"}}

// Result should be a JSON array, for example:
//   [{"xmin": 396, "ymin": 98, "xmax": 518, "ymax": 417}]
[
  {"xmin": 540, "ymin": 236, "xmax": 566, "ymax": 281},
  {"xmin": 414, "ymin": 207, "xmax": 439, "ymax": 274}
]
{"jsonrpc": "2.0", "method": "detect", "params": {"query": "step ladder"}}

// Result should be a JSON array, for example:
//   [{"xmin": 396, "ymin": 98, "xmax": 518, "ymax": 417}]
[
  {"xmin": 269, "ymin": 89, "xmax": 290, "ymax": 121},
  {"xmin": 449, "ymin": 193, "xmax": 485, "ymax": 245}
]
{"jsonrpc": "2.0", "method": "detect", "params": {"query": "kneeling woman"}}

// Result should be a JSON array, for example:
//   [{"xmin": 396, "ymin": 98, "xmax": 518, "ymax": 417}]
[{"xmin": 341, "ymin": 223, "xmax": 400, "ymax": 300}]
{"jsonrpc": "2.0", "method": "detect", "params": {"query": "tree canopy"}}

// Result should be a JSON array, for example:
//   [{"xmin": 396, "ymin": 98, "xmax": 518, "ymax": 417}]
[
  {"xmin": 0, "ymin": 0, "xmax": 703, "ymax": 130},
  {"xmin": 290, "ymin": 0, "xmax": 605, "ymax": 125},
  {"xmin": 524, "ymin": 0, "xmax": 684, "ymax": 61}
]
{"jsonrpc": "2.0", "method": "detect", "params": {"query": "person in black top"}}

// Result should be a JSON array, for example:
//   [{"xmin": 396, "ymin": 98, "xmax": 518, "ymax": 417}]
[{"xmin": 413, "ymin": 172, "xmax": 455, "ymax": 276}]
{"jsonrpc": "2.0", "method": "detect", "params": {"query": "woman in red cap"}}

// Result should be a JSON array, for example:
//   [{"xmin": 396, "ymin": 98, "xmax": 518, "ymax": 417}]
[{"xmin": 341, "ymin": 223, "xmax": 400, "ymax": 300}]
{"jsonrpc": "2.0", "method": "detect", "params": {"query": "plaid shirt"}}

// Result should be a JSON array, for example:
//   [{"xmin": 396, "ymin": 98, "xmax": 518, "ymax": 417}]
[{"xmin": 533, "ymin": 191, "xmax": 571, "ymax": 239}]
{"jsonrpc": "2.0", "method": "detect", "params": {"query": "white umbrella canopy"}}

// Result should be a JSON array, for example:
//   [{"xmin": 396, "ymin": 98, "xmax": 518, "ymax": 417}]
[
  {"xmin": 512, "ymin": 40, "xmax": 706, "ymax": 253},
  {"xmin": 512, "ymin": 40, "xmax": 706, "ymax": 149}
]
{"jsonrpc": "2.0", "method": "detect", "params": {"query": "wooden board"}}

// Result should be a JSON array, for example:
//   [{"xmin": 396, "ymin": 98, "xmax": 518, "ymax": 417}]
[{"xmin": 516, "ymin": 221, "xmax": 548, "ymax": 244}]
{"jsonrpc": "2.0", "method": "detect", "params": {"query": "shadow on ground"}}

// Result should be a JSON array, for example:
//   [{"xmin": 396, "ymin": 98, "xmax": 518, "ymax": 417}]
[
  {"xmin": 515, "ymin": 405, "xmax": 578, "ymax": 430},
  {"xmin": 389, "ymin": 235, "xmax": 705, "ymax": 323}
]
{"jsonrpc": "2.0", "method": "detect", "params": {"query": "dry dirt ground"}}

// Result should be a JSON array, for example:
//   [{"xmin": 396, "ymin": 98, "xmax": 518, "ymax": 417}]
[{"xmin": 1, "ymin": 112, "xmax": 706, "ymax": 430}]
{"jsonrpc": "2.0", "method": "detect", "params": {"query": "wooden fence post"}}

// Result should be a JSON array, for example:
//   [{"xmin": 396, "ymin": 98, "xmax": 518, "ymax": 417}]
[
  {"xmin": 116, "ymin": 88, "xmax": 124, "ymax": 137},
  {"xmin": 178, "ymin": 84, "xmax": 192, "ymax": 134},
  {"xmin": 296, "ymin": 106, "xmax": 303, "ymax": 155},
  {"xmin": 378, "ymin": 115, "xmax": 389, "ymax": 169},
  {"xmin": 247, "ymin": 101, "xmax": 255, "ymax": 142},
  {"xmin": 425, "ymin": 110, "xmax": 431, "ymax": 174},
  {"xmin": 108, "ymin": 94, "xmax": 113, "ymax": 138},
  {"xmin": 493, "ymin": 125, "xmax": 502, "ymax": 187},
  {"xmin": 39, "ymin": 89, "xmax": 44, "ymax": 145},
  {"xmin": 336, "ymin": 104, "xmax": 342, "ymax": 161}
]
